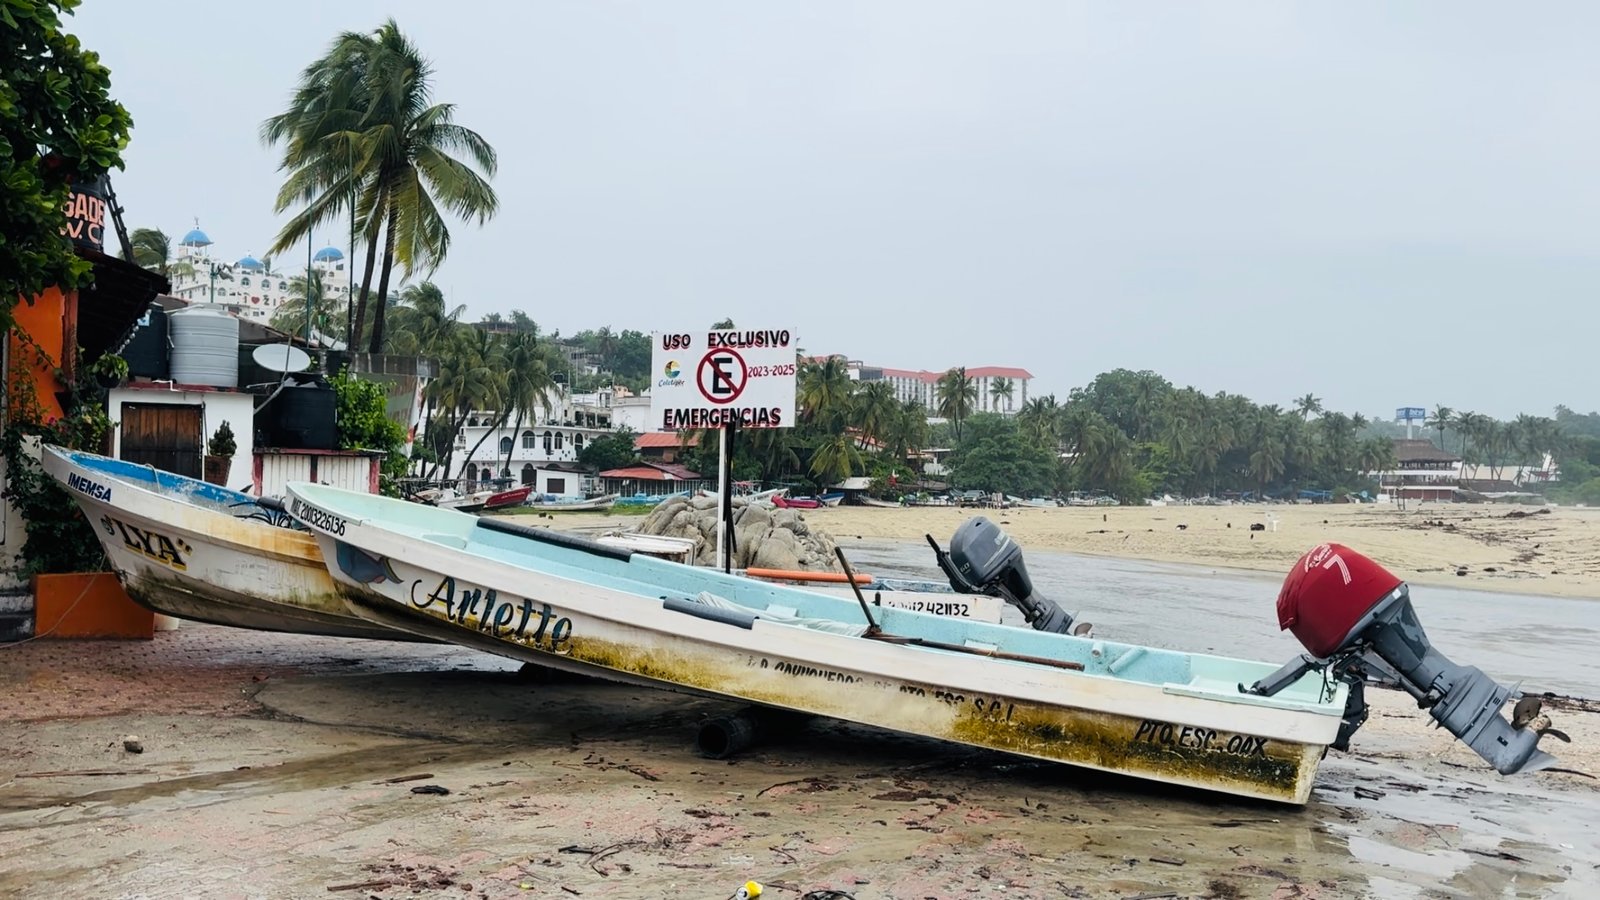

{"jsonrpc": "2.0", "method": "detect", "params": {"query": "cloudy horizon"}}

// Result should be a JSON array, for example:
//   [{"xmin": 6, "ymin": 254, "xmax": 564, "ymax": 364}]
[{"xmin": 74, "ymin": 1, "xmax": 1600, "ymax": 421}]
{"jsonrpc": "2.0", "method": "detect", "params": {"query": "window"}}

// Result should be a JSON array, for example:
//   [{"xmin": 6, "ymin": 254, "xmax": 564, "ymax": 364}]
[
  {"xmin": 574, "ymin": 434, "xmax": 585, "ymax": 453},
  {"xmin": 543, "ymin": 431, "xmax": 553, "ymax": 454},
  {"xmin": 278, "ymin": 281, "xmax": 287, "ymax": 290},
  {"xmin": 467, "ymin": 464, "xmax": 478, "ymax": 484},
  {"xmin": 521, "ymin": 464, "xmax": 535, "ymax": 486},
  {"xmin": 241, "ymin": 276, "xmax": 251, "ymax": 286},
  {"xmin": 498, "ymin": 436, "xmax": 512, "ymax": 454},
  {"xmin": 522, "ymin": 430, "xmax": 535, "ymax": 449},
  {"xmin": 548, "ymin": 477, "xmax": 566, "ymax": 494},
  {"xmin": 555, "ymin": 432, "xmax": 564, "ymax": 450}
]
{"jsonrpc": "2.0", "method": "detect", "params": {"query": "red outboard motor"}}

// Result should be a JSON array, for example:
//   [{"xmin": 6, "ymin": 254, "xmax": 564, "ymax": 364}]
[{"xmin": 1246, "ymin": 543, "xmax": 1562, "ymax": 776}]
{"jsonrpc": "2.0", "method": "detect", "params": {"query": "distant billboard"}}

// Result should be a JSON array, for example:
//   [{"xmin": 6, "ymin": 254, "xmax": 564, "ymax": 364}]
[{"xmin": 1395, "ymin": 407, "xmax": 1426, "ymax": 422}]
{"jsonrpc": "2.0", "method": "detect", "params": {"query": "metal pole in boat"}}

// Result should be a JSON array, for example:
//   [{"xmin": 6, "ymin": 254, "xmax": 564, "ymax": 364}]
[{"xmin": 716, "ymin": 422, "xmax": 732, "ymax": 573}]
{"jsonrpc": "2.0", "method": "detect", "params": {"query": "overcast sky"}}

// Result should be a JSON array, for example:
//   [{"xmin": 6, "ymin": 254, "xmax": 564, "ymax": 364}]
[{"xmin": 75, "ymin": 2, "xmax": 1600, "ymax": 420}]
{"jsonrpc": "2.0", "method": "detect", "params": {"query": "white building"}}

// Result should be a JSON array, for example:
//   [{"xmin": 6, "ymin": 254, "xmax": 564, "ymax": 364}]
[
  {"xmin": 447, "ymin": 389, "xmax": 618, "ymax": 496},
  {"xmin": 166, "ymin": 224, "xmax": 352, "ymax": 327},
  {"xmin": 856, "ymin": 364, "xmax": 1033, "ymax": 414}
]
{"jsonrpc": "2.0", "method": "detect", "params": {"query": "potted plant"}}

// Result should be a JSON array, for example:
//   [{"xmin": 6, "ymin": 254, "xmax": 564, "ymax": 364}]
[{"xmin": 204, "ymin": 421, "xmax": 236, "ymax": 486}]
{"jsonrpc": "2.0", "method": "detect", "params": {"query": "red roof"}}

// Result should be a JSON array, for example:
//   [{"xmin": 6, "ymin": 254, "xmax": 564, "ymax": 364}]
[
  {"xmin": 635, "ymin": 431, "xmax": 700, "ymax": 450},
  {"xmin": 964, "ymin": 366, "xmax": 1032, "ymax": 380},
  {"xmin": 879, "ymin": 367, "xmax": 942, "ymax": 383},
  {"xmin": 875, "ymin": 365, "xmax": 1033, "ymax": 382},
  {"xmin": 597, "ymin": 462, "xmax": 703, "ymax": 481}
]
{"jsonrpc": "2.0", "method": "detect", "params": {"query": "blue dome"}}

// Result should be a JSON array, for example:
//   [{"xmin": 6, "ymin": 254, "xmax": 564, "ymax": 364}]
[
  {"xmin": 181, "ymin": 227, "xmax": 212, "ymax": 247},
  {"xmin": 236, "ymin": 255, "xmax": 263, "ymax": 270},
  {"xmin": 313, "ymin": 246, "xmax": 344, "ymax": 262}
]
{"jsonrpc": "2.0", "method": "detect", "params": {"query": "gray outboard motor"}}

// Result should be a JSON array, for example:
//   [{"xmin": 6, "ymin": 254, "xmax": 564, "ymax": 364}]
[
  {"xmin": 926, "ymin": 516, "xmax": 1085, "ymax": 635},
  {"xmin": 1246, "ymin": 542, "xmax": 1561, "ymax": 775}
]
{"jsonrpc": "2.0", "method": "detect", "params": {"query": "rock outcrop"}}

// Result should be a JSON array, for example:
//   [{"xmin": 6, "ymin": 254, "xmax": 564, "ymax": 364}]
[{"xmin": 634, "ymin": 495, "xmax": 841, "ymax": 571}]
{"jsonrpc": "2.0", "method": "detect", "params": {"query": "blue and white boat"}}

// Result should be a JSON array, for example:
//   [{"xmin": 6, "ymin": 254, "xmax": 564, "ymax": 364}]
[
  {"xmin": 43, "ymin": 446, "xmax": 418, "ymax": 641},
  {"xmin": 286, "ymin": 481, "xmax": 1355, "ymax": 804}
]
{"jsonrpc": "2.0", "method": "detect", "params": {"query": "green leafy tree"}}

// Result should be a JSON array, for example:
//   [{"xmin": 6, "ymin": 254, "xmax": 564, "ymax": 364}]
[
  {"xmin": 1, "ymin": 0, "xmax": 134, "ymax": 334},
  {"xmin": 263, "ymin": 18, "xmax": 500, "ymax": 353},
  {"xmin": 579, "ymin": 428, "xmax": 640, "ymax": 473},
  {"xmin": 331, "ymin": 370, "xmax": 410, "ymax": 492}
]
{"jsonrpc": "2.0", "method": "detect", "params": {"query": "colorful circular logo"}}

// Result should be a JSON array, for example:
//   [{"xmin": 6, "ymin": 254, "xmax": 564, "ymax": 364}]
[{"xmin": 664, "ymin": 360, "xmax": 681, "ymax": 378}]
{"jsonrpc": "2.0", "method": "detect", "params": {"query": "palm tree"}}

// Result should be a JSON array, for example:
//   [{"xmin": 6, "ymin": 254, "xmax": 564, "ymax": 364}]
[
  {"xmin": 129, "ymin": 227, "xmax": 171, "ymax": 273},
  {"xmin": 1017, "ymin": 395, "xmax": 1061, "ymax": 446},
  {"xmin": 989, "ymin": 376, "xmax": 1014, "ymax": 413},
  {"xmin": 882, "ymin": 400, "xmax": 931, "ymax": 468},
  {"xmin": 1426, "ymin": 405, "xmax": 1453, "ymax": 451},
  {"xmin": 1356, "ymin": 436, "xmax": 1397, "ymax": 477},
  {"xmin": 496, "ymin": 332, "xmax": 559, "ymax": 477},
  {"xmin": 1454, "ymin": 411, "xmax": 1486, "ymax": 464},
  {"xmin": 746, "ymin": 427, "xmax": 801, "ymax": 485},
  {"xmin": 427, "ymin": 326, "xmax": 500, "ymax": 481},
  {"xmin": 797, "ymin": 357, "xmax": 854, "ymax": 428},
  {"xmin": 1293, "ymin": 393, "xmax": 1323, "ymax": 422},
  {"xmin": 935, "ymin": 367, "xmax": 978, "ymax": 441},
  {"xmin": 263, "ymin": 19, "xmax": 500, "ymax": 354},
  {"xmin": 809, "ymin": 430, "xmax": 863, "ymax": 490},
  {"xmin": 851, "ymin": 381, "xmax": 899, "ymax": 447},
  {"xmin": 386, "ymin": 281, "xmax": 468, "ymax": 357},
  {"xmin": 270, "ymin": 270, "xmax": 345, "ymax": 341}
]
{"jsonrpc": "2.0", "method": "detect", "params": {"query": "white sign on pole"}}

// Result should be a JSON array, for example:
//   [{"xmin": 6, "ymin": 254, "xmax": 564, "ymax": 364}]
[{"xmin": 649, "ymin": 329, "xmax": 798, "ymax": 431}]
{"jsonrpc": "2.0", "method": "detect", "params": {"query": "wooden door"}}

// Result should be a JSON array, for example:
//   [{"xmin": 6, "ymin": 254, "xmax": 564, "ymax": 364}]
[{"xmin": 120, "ymin": 403, "xmax": 204, "ymax": 478}]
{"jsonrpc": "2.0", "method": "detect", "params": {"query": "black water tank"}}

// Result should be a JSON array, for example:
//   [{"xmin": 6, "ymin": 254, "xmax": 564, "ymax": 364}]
[
  {"xmin": 262, "ymin": 381, "xmax": 337, "ymax": 450},
  {"xmin": 122, "ymin": 303, "xmax": 168, "ymax": 379}
]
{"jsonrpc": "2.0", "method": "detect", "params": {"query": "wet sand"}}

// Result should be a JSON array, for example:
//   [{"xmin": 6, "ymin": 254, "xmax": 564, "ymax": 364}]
[
  {"xmin": 1, "ymin": 627, "xmax": 1596, "ymax": 899},
  {"xmin": 553, "ymin": 502, "xmax": 1600, "ymax": 599}
]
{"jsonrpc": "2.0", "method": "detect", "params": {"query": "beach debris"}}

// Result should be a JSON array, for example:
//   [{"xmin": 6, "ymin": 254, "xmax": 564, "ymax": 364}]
[
  {"xmin": 1149, "ymin": 855, "xmax": 1186, "ymax": 866},
  {"xmin": 1176, "ymin": 524, "xmax": 1187, "ymax": 530},
  {"xmin": 121, "ymin": 735, "xmax": 143, "ymax": 754},
  {"xmin": 380, "ymin": 772, "xmax": 434, "ymax": 784},
  {"xmin": 1456, "ymin": 567, "xmax": 1468, "ymax": 576},
  {"xmin": 409, "ymin": 784, "xmax": 451, "ymax": 795},
  {"xmin": 731, "ymin": 881, "xmax": 763, "ymax": 899},
  {"xmin": 18, "ymin": 768, "xmax": 151, "ymax": 778},
  {"xmin": 326, "ymin": 879, "xmax": 392, "ymax": 892}
]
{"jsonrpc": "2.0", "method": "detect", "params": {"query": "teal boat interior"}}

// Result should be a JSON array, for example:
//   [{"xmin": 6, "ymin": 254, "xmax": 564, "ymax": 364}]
[
  {"xmin": 48, "ymin": 446, "xmax": 291, "ymax": 523},
  {"xmin": 294, "ymin": 483, "xmax": 1342, "ymax": 712}
]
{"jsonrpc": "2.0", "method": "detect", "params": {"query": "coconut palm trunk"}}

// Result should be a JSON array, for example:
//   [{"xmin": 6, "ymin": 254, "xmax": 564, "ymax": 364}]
[
  {"xmin": 369, "ymin": 204, "xmax": 400, "ymax": 353},
  {"xmin": 352, "ymin": 215, "xmax": 382, "ymax": 352}
]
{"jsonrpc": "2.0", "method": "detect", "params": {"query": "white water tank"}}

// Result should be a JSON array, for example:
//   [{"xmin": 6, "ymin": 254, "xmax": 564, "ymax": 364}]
[{"xmin": 168, "ymin": 305, "xmax": 240, "ymax": 387}]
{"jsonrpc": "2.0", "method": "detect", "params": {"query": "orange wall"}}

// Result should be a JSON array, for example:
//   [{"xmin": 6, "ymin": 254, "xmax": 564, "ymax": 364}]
[{"xmin": 7, "ymin": 286, "xmax": 77, "ymax": 422}]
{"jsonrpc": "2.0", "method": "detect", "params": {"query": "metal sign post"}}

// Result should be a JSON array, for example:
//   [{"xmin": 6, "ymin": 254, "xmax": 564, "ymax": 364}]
[{"xmin": 652, "ymin": 329, "xmax": 798, "ymax": 573}]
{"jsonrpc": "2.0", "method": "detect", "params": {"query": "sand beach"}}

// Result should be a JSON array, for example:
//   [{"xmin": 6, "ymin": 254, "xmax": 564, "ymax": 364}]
[{"xmin": 715, "ymin": 501, "xmax": 1600, "ymax": 600}]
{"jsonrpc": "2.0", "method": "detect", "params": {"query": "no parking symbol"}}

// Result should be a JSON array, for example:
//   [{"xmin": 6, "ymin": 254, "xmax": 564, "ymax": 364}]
[{"xmin": 697, "ymin": 348, "xmax": 746, "ymax": 405}]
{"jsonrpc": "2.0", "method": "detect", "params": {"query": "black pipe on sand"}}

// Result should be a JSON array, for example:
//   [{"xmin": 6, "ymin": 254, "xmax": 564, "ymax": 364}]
[{"xmin": 697, "ymin": 706, "xmax": 813, "ymax": 759}]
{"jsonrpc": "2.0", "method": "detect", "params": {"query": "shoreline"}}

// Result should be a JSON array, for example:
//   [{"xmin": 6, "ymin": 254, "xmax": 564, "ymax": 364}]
[{"xmin": 547, "ymin": 501, "xmax": 1600, "ymax": 600}]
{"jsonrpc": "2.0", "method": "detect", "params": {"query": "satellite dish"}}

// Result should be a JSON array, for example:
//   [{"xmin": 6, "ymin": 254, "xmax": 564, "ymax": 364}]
[{"xmin": 252, "ymin": 342, "xmax": 312, "ymax": 374}]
